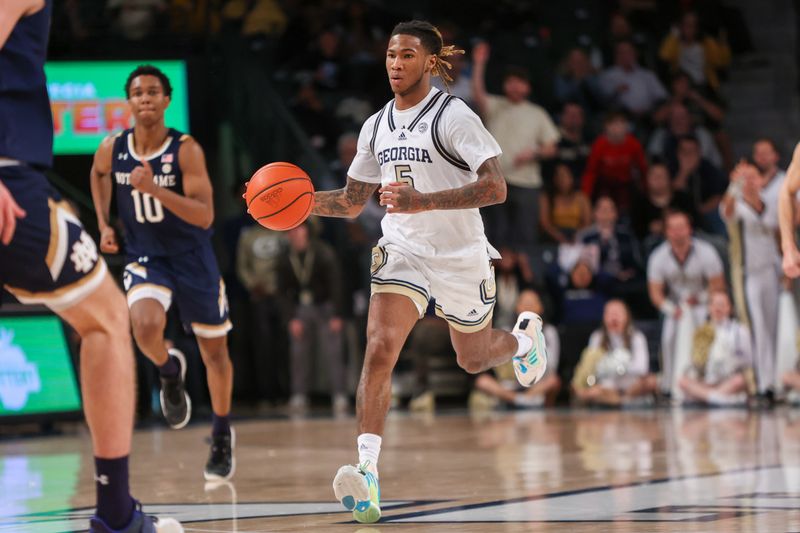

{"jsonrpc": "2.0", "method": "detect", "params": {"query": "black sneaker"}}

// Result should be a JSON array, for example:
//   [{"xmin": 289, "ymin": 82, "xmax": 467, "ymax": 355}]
[
  {"xmin": 204, "ymin": 428, "xmax": 236, "ymax": 481},
  {"xmin": 159, "ymin": 349, "xmax": 191, "ymax": 429},
  {"xmin": 89, "ymin": 500, "xmax": 183, "ymax": 532}
]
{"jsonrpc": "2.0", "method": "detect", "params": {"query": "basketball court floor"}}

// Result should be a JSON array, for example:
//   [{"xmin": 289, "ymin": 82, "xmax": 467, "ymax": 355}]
[{"xmin": 2, "ymin": 408, "xmax": 799, "ymax": 532}]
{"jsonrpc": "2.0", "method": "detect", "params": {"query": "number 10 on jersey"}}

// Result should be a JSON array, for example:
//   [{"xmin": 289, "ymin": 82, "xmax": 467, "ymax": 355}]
[{"xmin": 131, "ymin": 189, "xmax": 165, "ymax": 223}]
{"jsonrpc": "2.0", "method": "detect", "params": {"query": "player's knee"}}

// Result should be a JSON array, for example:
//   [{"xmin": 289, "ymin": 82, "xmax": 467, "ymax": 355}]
[
  {"xmin": 130, "ymin": 312, "xmax": 165, "ymax": 342},
  {"xmin": 364, "ymin": 333, "xmax": 399, "ymax": 370},
  {"xmin": 456, "ymin": 351, "xmax": 484, "ymax": 374}
]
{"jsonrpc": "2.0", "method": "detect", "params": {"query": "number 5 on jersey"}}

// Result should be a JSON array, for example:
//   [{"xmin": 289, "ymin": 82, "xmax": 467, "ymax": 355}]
[
  {"xmin": 131, "ymin": 189, "xmax": 165, "ymax": 223},
  {"xmin": 394, "ymin": 164, "xmax": 415, "ymax": 188}
]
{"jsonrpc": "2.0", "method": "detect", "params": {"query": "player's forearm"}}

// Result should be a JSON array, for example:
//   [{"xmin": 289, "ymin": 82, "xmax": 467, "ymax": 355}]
[
  {"xmin": 152, "ymin": 186, "xmax": 214, "ymax": 229},
  {"xmin": 312, "ymin": 177, "xmax": 376, "ymax": 218},
  {"xmin": 90, "ymin": 172, "xmax": 113, "ymax": 229},
  {"xmin": 421, "ymin": 175, "xmax": 506, "ymax": 210}
]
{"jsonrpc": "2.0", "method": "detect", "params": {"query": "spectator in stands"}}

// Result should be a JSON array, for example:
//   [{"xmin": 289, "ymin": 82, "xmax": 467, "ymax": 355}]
[
  {"xmin": 648, "ymin": 101, "xmax": 723, "ymax": 169},
  {"xmin": 432, "ymin": 45, "xmax": 473, "ymax": 106},
  {"xmin": 540, "ymin": 163, "xmax": 592, "ymax": 245},
  {"xmin": 600, "ymin": 40, "xmax": 668, "ymax": 118},
  {"xmin": 290, "ymin": 81, "xmax": 341, "ymax": 158},
  {"xmin": 576, "ymin": 196, "xmax": 643, "ymax": 290},
  {"xmin": 679, "ymin": 290, "xmax": 751, "ymax": 406},
  {"xmin": 658, "ymin": 11, "xmax": 731, "ymax": 94},
  {"xmin": 632, "ymin": 161, "xmax": 695, "ymax": 251},
  {"xmin": 554, "ymin": 101, "xmax": 593, "ymax": 179},
  {"xmin": 601, "ymin": 12, "xmax": 656, "ymax": 69},
  {"xmin": 581, "ymin": 112, "xmax": 648, "ymax": 215},
  {"xmin": 236, "ymin": 223, "xmax": 288, "ymax": 403},
  {"xmin": 471, "ymin": 41, "xmax": 560, "ymax": 246},
  {"xmin": 572, "ymin": 299, "xmax": 656, "ymax": 406},
  {"xmin": 277, "ymin": 221, "xmax": 347, "ymax": 414},
  {"xmin": 493, "ymin": 247, "xmax": 536, "ymax": 331},
  {"xmin": 554, "ymin": 48, "xmax": 604, "ymax": 119},
  {"xmin": 668, "ymin": 135, "xmax": 727, "ymax": 235},
  {"xmin": 551, "ymin": 245, "xmax": 608, "ymax": 324},
  {"xmin": 107, "ymin": 0, "xmax": 166, "ymax": 42},
  {"xmin": 647, "ymin": 209, "xmax": 726, "ymax": 394},
  {"xmin": 473, "ymin": 289, "xmax": 561, "ymax": 409}
]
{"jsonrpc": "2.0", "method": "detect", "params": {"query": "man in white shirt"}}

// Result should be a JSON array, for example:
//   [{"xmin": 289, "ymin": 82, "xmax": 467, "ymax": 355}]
[
  {"xmin": 648, "ymin": 209, "xmax": 726, "ymax": 394},
  {"xmin": 601, "ymin": 40, "xmax": 668, "ymax": 117},
  {"xmin": 470, "ymin": 41, "xmax": 559, "ymax": 245},
  {"xmin": 308, "ymin": 20, "xmax": 548, "ymax": 524},
  {"xmin": 722, "ymin": 142, "xmax": 784, "ymax": 399}
]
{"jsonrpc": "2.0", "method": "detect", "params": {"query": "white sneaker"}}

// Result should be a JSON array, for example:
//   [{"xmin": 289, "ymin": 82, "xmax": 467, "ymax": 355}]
[{"xmin": 511, "ymin": 312, "xmax": 547, "ymax": 387}]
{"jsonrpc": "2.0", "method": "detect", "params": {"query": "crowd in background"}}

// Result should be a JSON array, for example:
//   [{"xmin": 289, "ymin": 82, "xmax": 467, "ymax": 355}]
[{"xmin": 41, "ymin": 1, "xmax": 800, "ymax": 415}]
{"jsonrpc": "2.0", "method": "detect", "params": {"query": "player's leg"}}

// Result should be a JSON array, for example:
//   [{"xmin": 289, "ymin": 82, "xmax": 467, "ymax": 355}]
[
  {"xmin": 449, "ymin": 324, "xmax": 517, "ymax": 374},
  {"xmin": 332, "ymin": 292, "xmax": 419, "ymax": 523},
  {"xmin": 1, "ymin": 168, "xmax": 181, "ymax": 531},
  {"xmin": 128, "ymin": 285, "xmax": 191, "ymax": 430},
  {"xmin": 196, "ymin": 334, "xmax": 235, "ymax": 481}
]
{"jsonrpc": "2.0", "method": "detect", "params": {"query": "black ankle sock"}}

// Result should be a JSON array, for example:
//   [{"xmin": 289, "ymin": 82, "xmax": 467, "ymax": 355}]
[
  {"xmin": 94, "ymin": 456, "xmax": 135, "ymax": 529},
  {"xmin": 211, "ymin": 414, "xmax": 230, "ymax": 437},
  {"xmin": 159, "ymin": 354, "xmax": 180, "ymax": 378}
]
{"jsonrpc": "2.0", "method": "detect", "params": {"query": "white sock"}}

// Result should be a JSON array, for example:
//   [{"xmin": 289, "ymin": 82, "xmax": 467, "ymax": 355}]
[
  {"xmin": 512, "ymin": 332, "xmax": 533, "ymax": 357},
  {"xmin": 357, "ymin": 433, "xmax": 381, "ymax": 475}
]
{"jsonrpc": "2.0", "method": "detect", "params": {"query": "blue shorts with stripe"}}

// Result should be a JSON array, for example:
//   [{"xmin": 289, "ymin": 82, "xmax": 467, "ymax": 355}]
[
  {"xmin": 0, "ymin": 164, "xmax": 106, "ymax": 311},
  {"xmin": 124, "ymin": 241, "xmax": 231, "ymax": 338},
  {"xmin": 369, "ymin": 243, "xmax": 496, "ymax": 333}
]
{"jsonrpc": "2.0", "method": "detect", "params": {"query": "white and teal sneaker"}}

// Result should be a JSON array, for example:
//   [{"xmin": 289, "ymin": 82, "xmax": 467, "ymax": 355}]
[
  {"xmin": 332, "ymin": 462, "xmax": 381, "ymax": 523},
  {"xmin": 511, "ymin": 311, "xmax": 548, "ymax": 387}
]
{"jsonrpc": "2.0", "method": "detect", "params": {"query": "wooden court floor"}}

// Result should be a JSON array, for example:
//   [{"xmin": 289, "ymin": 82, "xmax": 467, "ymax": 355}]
[{"xmin": 2, "ymin": 408, "xmax": 800, "ymax": 532}]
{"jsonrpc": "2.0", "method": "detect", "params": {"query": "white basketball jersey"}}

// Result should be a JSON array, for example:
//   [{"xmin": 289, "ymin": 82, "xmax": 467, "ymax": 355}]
[
  {"xmin": 348, "ymin": 87, "xmax": 502, "ymax": 259},
  {"xmin": 731, "ymin": 170, "xmax": 784, "ymax": 273}
]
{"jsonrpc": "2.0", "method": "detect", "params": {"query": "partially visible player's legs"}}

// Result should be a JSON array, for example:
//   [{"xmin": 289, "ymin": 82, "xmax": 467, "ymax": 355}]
[
  {"xmin": 333, "ymin": 293, "xmax": 419, "ymax": 523},
  {"xmin": 130, "ymin": 298, "xmax": 191, "ymax": 429},
  {"xmin": 196, "ymin": 335, "xmax": 235, "ymax": 481}
]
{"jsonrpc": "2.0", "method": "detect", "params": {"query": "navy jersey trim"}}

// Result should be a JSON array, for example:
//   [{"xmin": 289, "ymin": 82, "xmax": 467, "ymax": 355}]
[
  {"xmin": 387, "ymin": 101, "xmax": 397, "ymax": 132},
  {"xmin": 370, "ymin": 106, "xmax": 387, "ymax": 154},
  {"xmin": 431, "ymin": 96, "xmax": 470, "ymax": 172},
  {"xmin": 409, "ymin": 91, "xmax": 444, "ymax": 132}
]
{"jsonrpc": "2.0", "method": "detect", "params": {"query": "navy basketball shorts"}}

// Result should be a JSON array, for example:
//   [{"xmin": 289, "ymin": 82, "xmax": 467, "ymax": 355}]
[
  {"xmin": 123, "ymin": 242, "xmax": 232, "ymax": 339},
  {"xmin": 0, "ymin": 164, "xmax": 107, "ymax": 311}
]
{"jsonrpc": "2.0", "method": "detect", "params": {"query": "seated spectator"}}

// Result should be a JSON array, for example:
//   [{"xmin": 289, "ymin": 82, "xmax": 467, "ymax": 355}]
[
  {"xmin": 658, "ymin": 11, "xmax": 731, "ymax": 94},
  {"xmin": 577, "ymin": 196, "xmax": 642, "ymax": 284},
  {"xmin": 572, "ymin": 299, "xmax": 657, "ymax": 406},
  {"xmin": 554, "ymin": 101, "xmax": 593, "ymax": 179},
  {"xmin": 679, "ymin": 290, "xmax": 751, "ymax": 406},
  {"xmin": 472, "ymin": 289, "xmax": 561, "ymax": 409},
  {"xmin": 599, "ymin": 40, "xmax": 668, "ymax": 118},
  {"xmin": 600, "ymin": 12, "xmax": 656, "ymax": 69},
  {"xmin": 632, "ymin": 162, "xmax": 696, "ymax": 248},
  {"xmin": 493, "ymin": 247, "xmax": 536, "ymax": 331},
  {"xmin": 581, "ymin": 112, "xmax": 648, "ymax": 215},
  {"xmin": 648, "ymin": 101, "xmax": 722, "ymax": 169},
  {"xmin": 540, "ymin": 163, "xmax": 592, "ymax": 244},
  {"xmin": 290, "ymin": 81, "xmax": 341, "ymax": 158},
  {"xmin": 668, "ymin": 135, "xmax": 727, "ymax": 235},
  {"xmin": 654, "ymin": 71, "xmax": 726, "ymax": 133},
  {"xmin": 551, "ymin": 245, "xmax": 608, "ymax": 324},
  {"xmin": 554, "ymin": 48, "xmax": 604, "ymax": 118}
]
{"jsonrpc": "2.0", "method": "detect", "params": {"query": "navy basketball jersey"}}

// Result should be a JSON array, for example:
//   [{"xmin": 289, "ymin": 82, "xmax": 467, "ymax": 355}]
[
  {"xmin": 0, "ymin": 0, "xmax": 54, "ymax": 167},
  {"xmin": 112, "ymin": 128, "xmax": 211, "ymax": 257}
]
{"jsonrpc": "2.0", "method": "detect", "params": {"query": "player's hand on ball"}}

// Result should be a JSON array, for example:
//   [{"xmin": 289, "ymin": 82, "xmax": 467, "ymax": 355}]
[
  {"xmin": 130, "ymin": 160, "xmax": 156, "ymax": 195},
  {"xmin": 783, "ymin": 246, "xmax": 800, "ymax": 278},
  {"xmin": 99, "ymin": 226, "xmax": 119, "ymax": 254},
  {"xmin": 379, "ymin": 182, "xmax": 428, "ymax": 214}
]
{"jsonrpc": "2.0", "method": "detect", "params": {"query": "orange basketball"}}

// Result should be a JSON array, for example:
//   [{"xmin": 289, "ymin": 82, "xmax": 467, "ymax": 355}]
[{"xmin": 244, "ymin": 162, "xmax": 315, "ymax": 231}]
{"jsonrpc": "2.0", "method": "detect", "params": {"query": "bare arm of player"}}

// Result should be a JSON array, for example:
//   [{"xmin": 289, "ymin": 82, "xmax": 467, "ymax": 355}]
[
  {"xmin": 780, "ymin": 142, "xmax": 800, "ymax": 277},
  {"xmin": 130, "ymin": 137, "xmax": 214, "ymax": 229},
  {"xmin": 379, "ymin": 156, "xmax": 506, "ymax": 214},
  {"xmin": 0, "ymin": 0, "xmax": 44, "ymax": 49},
  {"xmin": 311, "ymin": 177, "xmax": 378, "ymax": 218},
  {"xmin": 89, "ymin": 136, "xmax": 119, "ymax": 253}
]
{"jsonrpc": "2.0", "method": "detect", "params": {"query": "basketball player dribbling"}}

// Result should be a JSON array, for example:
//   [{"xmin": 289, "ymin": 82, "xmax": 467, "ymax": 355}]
[
  {"xmin": 90, "ymin": 66, "xmax": 235, "ymax": 482},
  {"xmin": 310, "ymin": 20, "xmax": 548, "ymax": 523},
  {"xmin": 0, "ymin": 1, "xmax": 181, "ymax": 531}
]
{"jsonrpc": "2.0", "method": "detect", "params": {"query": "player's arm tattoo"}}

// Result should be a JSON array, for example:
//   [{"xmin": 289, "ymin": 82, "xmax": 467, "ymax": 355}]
[
  {"xmin": 312, "ymin": 177, "xmax": 378, "ymax": 218},
  {"xmin": 420, "ymin": 157, "xmax": 507, "ymax": 210}
]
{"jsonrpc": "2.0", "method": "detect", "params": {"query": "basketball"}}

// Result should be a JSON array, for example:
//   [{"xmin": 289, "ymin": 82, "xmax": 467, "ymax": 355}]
[{"xmin": 244, "ymin": 162, "xmax": 315, "ymax": 231}]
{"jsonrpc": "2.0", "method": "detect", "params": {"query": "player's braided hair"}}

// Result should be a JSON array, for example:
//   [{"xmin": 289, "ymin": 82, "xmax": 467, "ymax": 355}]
[{"xmin": 391, "ymin": 20, "xmax": 465, "ymax": 86}]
